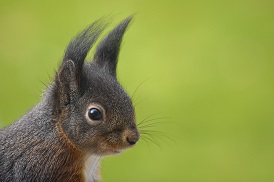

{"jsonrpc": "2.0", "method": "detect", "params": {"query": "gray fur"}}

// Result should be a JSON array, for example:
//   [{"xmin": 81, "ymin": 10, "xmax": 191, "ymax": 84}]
[{"xmin": 0, "ymin": 17, "xmax": 139, "ymax": 182}]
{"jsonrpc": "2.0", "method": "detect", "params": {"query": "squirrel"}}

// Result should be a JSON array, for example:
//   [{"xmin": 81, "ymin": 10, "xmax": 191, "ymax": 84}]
[{"xmin": 0, "ymin": 17, "xmax": 139, "ymax": 182}]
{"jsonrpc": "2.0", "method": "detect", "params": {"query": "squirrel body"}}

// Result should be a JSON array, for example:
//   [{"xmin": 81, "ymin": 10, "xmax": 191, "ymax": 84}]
[
  {"xmin": 0, "ymin": 99, "xmax": 84, "ymax": 181},
  {"xmin": 0, "ymin": 17, "xmax": 139, "ymax": 182}
]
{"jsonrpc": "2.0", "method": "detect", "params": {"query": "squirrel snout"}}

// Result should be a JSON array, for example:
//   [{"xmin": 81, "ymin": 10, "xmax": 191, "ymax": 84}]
[
  {"xmin": 126, "ymin": 133, "xmax": 139, "ymax": 145},
  {"xmin": 121, "ymin": 127, "xmax": 139, "ymax": 146}
]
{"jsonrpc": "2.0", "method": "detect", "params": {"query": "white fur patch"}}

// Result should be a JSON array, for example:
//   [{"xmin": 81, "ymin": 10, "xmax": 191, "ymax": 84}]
[{"xmin": 84, "ymin": 155, "xmax": 101, "ymax": 182}]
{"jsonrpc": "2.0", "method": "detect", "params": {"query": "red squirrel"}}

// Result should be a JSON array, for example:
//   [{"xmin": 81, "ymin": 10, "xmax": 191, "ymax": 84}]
[{"xmin": 0, "ymin": 17, "xmax": 139, "ymax": 181}]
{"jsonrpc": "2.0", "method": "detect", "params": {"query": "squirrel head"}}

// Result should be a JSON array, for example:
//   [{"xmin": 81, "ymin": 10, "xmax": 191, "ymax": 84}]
[{"xmin": 53, "ymin": 17, "xmax": 139, "ymax": 155}]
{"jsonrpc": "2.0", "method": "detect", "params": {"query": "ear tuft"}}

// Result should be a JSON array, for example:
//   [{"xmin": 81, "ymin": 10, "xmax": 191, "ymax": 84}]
[
  {"xmin": 93, "ymin": 16, "xmax": 133, "ymax": 77},
  {"xmin": 64, "ymin": 19, "xmax": 107, "ymax": 71}
]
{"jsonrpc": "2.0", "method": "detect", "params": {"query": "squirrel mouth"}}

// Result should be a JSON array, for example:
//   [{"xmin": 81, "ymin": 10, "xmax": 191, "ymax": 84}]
[
  {"xmin": 113, "ymin": 149, "xmax": 124, "ymax": 154},
  {"xmin": 95, "ymin": 136, "xmax": 134, "ymax": 155},
  {"xmin": 99, "ymin": 145, "xmax": 126, "ymax": 155},
  {"xmin": 108, "ymin": 147, "xmax": 125, "ymax": 155},
  {"xmin": 96, "ymin": 149, "xmax": 124, "ymax": 156}
]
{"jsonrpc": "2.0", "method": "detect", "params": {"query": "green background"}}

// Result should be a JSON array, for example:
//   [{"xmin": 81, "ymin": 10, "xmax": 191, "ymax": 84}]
[{"xmin": 1, "ymin": 0, "xmax": 274, "ymax": 181}]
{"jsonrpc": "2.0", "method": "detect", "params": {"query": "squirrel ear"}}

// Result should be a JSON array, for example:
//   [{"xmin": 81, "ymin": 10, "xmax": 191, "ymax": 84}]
[
  {"xmin": 55, "ymin": 60, "xmax": 78, "ymax": 107},
  {"xmin": 55, "ymin": 20, "xmax": 106, "ymax": 107},
  {"xmin": 93, "ymin": 17, "xmax": 133, "ymax": 77}
]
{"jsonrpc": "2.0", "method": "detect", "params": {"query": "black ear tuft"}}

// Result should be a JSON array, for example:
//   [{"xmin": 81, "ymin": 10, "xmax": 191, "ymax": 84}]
[
  {"xmin": 93, "ymin": 16, "xmax": 133, "ymax": 77},
  {"xmin": 64, "ymin": 20, "xmax": 106, "ymax": 70},
  {"xmin": 55, "ymin": 20, "xmax": 107, "ymax": 108}
]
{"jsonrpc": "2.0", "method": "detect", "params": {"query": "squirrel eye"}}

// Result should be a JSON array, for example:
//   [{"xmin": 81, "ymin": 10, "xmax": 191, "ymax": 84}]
[{"xmin": 88, "ymin": 108, "xmax": 103, "ymax": 121}]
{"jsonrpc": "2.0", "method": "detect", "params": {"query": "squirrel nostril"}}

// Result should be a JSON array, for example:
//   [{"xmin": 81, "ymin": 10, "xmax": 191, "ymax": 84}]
[{"xmin": 126, "ymin": 135, "xmax": 139, "ymax": 145}]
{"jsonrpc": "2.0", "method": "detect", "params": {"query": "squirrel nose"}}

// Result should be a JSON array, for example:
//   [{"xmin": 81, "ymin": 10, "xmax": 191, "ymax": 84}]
[{"xmin": 126, "ymin": 134, "xmax": 139, "ymax": 145}]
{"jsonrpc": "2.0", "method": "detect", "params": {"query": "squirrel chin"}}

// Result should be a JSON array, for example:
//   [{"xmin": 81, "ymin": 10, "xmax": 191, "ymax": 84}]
[
  {"xmin": 102, "ymin": 149, "xmax": 124, "ymax": 156},
  {"xmin": 86, "ymin": 148, "xmax": 125, "ymax": 156},
  {"xmin": 112, "ymin": 150, "xmax": 124, "ymax": 155}
]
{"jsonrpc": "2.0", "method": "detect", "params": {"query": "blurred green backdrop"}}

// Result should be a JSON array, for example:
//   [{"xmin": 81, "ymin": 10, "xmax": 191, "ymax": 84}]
[{"xmin": 1, "ymin": 0, "xmax": 274, "ymax": 181}]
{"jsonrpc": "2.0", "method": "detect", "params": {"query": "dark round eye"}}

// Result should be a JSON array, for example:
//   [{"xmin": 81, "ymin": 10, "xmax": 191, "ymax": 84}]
[{"xmin": 88, "ymin": 108, "xmax": 103, "ymax": 121}]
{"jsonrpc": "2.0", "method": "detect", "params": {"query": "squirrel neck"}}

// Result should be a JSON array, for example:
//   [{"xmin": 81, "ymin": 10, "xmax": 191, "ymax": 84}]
[
  {"xmin": 43, "ymin": 84, "xmax": 102, "ymax": 181},
  {"xmin": 42, "ymin": 83, "xmax": 82, "ymax": 152},
  {"xmin": 40, "ymin": 83, "xmax": 83, "ymax": 152},
  {"xmin": 55, "ymin": 114, "xmax": 82, "ymax": 152}
]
